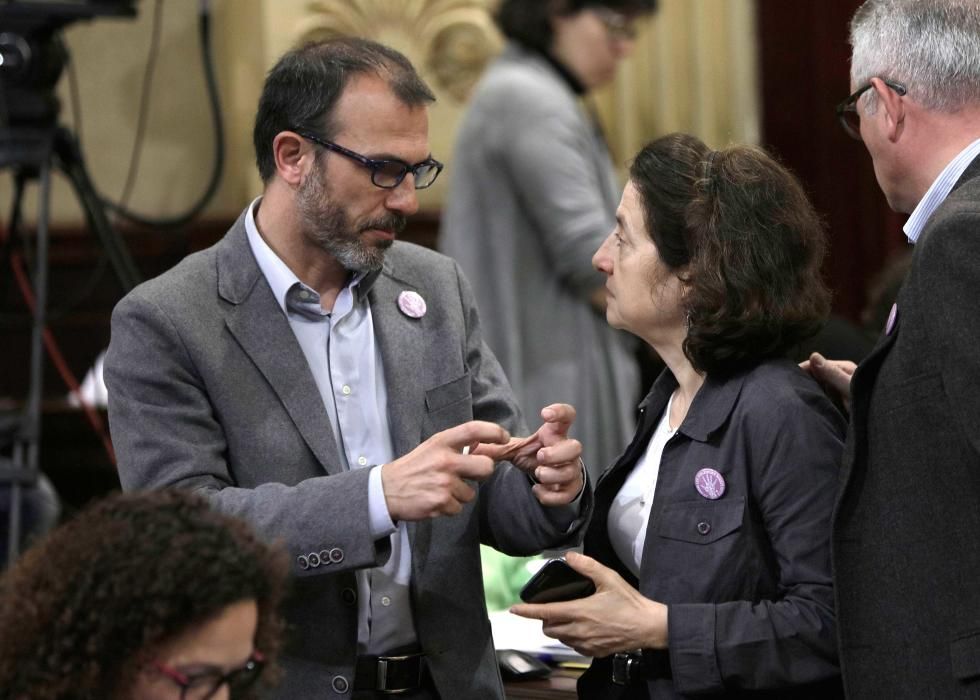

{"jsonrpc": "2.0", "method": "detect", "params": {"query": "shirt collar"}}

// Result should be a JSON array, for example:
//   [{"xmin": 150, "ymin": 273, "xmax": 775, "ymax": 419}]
[
  {"xmin": 638, "ymin": 368, "xmax": 746, "ymax": 443},
  {"xmin": 904, "ymin": 137, "xmax": 980, "ymax": 243},
  {"xmin": 524, "ymin": 44, "xmax": 587, "ymax": 96},
  {"xmin": 244, "ymin": 196, "xmax": 380, "ymax": 309}
]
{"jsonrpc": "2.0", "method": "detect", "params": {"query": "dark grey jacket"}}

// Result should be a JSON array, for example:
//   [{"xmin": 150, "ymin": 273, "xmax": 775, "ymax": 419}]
[
  {"xmin": 834, "ymin": 157, "xmax": 980, "ymax": 699},
  {"xmin": 104, "ymin": 212, "xmax": 592, "ymax": 699},
  {"xmin": 580, "ymin": 360, "xmax": 846, "ymax": 698}
]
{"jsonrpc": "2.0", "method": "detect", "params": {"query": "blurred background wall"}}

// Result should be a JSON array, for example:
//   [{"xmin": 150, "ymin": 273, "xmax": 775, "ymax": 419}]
[{"xmin": 0, "ymin": 0, "xmax": 905, "ymax": 510}]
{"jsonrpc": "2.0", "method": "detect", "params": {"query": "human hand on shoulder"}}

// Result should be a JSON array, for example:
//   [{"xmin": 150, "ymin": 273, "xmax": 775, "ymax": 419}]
[
  {"xmin": 381, "ymin": 421, "xmax": 509, "ymax": 521},
  {"xmin": 800, "ymin": 352, "xmax": 855, "ymax": 411}
]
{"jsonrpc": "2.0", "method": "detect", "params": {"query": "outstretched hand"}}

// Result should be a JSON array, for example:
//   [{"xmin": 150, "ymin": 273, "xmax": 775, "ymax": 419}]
[
  {"xmin": 472, "ymin": 403, "xmax": 584, "ymax": 506},
  {"xmin": 382, "ymin": 420, "xmax": 509, "ymax": 522},
  {"xmin": 510, "ymin": 552, "xmax": 667, "ymax": 657}
]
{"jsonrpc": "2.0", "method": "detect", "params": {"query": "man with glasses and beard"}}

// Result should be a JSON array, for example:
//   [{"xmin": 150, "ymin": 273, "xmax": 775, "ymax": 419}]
[
  {"xmin": 104, "ymin": 38, "xmax": 590, "ymax": 700},
  {"xmin": 804, "ymin": 0, "xmax": 980, "ymax": 697}
]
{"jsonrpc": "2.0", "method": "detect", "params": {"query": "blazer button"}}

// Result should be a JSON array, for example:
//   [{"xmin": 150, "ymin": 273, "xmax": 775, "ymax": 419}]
[
  {"xmin": 329, "ymin": 547, "xmax": 345, "ymax": 564},
  {"xmin": 319, "ymin": 549, "xmax": 331, "ymax": 564},
  {"xmin": 697, "ymin": 521, "xmax": 711, "ymax": 536},
  {"xmin": 331, "ymin": 675, "xmax": 350, "ymax": 693},
  {"xmin": 342, "ymin": 587, "xmax": 357, "ymax": 606},
  {"xmin": 297, "ymin": 554, "xmax": 310, "ymax": 571},
  {"xmin": 308, "ymin": 552, "xmax": 321, "ymax": 568}
]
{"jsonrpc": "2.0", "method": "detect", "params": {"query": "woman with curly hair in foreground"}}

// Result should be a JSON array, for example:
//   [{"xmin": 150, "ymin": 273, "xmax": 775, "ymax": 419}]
[{"xmin": 0, "ymin": 489, "xmax": 289, "ymax": 700}]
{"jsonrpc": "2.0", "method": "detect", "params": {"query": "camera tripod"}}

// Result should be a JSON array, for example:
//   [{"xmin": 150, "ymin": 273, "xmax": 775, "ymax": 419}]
[{"xmin": 0, "ymin": 123, "xmax": 140, "ymax": 566}]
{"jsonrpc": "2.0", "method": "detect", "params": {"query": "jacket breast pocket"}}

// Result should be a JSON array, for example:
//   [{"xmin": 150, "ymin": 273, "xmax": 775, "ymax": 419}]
[
  {"xmin": 951, "ymin": 629, "xmax": 980, "ymax": 681},
  {"xmin": 876, "ymin": 370, "xmax": 943, "ymax": 416},
  {"xmin": 657, "ymin": 497, "xmax": 745, "ymax": 545},
  {"xmin": 425, "ymin": 373, "xmax": 472, "ymax": 414}
]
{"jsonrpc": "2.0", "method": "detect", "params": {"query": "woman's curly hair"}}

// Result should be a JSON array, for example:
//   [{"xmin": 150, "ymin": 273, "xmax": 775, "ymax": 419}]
[
  {"xmin": 630, "ymin": 133, "xmax": 831, "ymax": 376},
  {"xmin": 0, "ymin": 489, "xmax": 289, "ymax": 700}
]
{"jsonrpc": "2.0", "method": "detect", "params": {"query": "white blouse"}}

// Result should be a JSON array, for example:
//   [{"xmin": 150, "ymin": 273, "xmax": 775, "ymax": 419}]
[{"xmin": 607, "ymin": 393, "xmax": 676, "ymax": 577}]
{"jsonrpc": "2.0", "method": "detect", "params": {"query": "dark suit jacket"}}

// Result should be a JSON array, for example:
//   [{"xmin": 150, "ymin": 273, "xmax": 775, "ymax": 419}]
[
  {"xmin": 104, "ymin": 211, "xmax": 592, "ymax": 699},
  {"xmin": 579, "ymin": 360, "xmax": 846, "ymax": 699},
  {"xmin": 834, "ymin": 157, "xmax": 980, "ymax": 699}
]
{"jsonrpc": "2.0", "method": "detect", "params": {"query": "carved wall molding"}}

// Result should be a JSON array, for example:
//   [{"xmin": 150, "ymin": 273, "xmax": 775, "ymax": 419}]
[{"xmin": 298, "ymin": 0, "xmax": 502, "ymax": 103}]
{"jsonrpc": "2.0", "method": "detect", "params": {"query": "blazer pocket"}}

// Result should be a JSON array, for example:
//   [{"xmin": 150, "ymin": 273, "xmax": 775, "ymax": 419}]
[
  {"xmin": 951, "ymin": 629, "xmax": 980, "ymax": 681},
  {"xmin": 877, "ymin": 371, "xmax": 943, "ymax": 415},
  {"xmin": 425, "ymin": 373, "xmax": 472, "ymax": 413},
  {"xmin": 658, "ymin": 497, "xmax": 745, "ymax": 545}
]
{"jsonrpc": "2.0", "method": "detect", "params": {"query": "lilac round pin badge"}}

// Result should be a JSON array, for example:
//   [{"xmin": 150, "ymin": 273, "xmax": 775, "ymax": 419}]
[
  {"xmin": 397, "ymin": 290, "xmax": 427, "ymax": 319},
  {"xmin": 885, "ymin": 302, "xmax": 898, "ymax": 335},
  {"xmin": 694, "ymin": 468, "xmax": 726, "ymax": 500}
]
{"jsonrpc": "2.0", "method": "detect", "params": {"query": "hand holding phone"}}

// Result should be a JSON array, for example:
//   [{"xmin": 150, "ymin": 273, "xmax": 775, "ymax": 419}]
[{"xmin": 519, "ymin": 557, "xmax": 596, "ymax": 604}]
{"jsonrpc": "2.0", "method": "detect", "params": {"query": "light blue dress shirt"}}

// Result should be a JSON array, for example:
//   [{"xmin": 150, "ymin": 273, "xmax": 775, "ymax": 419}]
[
  {"xmin": 905, "ymin": 137, "xmax": 980, "ymax": 243},
  {"xmin": 245, "ymin": 197, "xmax": 414, "ymax": 654}
]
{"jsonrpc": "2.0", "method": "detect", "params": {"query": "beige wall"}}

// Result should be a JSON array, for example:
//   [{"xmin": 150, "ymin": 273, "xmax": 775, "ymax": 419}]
[{"xmin": 1, "ymin": 0, "xmax": 757, "ymax": 225}]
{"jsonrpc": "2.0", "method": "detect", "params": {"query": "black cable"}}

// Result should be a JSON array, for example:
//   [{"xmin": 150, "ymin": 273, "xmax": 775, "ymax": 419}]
[
  {"xmin": 115, "ymin": 0, "xmax": 163, "ymax": 211},
  {"xmin": 65, "ymin": 43, "xmax": 84, "ymax": 151},
  {"xmin": 100, "ymin": 2, "xmax": 224, "ymax": 229}
]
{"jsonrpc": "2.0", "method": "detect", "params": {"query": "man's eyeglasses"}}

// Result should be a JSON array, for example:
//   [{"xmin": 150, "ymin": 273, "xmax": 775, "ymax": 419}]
[
  {"xmin": 836, "ymin": 79, "xmax": 908, "ymax": 140},
  {"xmin": 294, "ymin": 130, "xmax": 443, "ymax": 189},
  {"xmin": 152, "ymin": 651, "xmax": 266, "ymax": 700},
  {"xmin": 592, "ymin": 7, "xmax": 638, "ymax": 41}
]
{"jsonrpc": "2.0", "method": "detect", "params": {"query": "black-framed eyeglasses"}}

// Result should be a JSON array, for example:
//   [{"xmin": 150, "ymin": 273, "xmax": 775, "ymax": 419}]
[
  {"xmin": 836, "ymin": 79, "xmax": 908, "ymax": 140},
  {"xmin": 152, "ymin": 651, "xmax": 266, "ymax": 700},
  {"xmin": 294, "ymin": 130, "xmax": 443, "ymax": 189},
  {"xmin": 592, "ymin": 6, "xmax": 638, "ymax": 41}
]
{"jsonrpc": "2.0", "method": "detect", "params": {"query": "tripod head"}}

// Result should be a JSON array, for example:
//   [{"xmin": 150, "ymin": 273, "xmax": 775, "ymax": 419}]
[{"xmin": 0, "ymin": 1, "xmax": 137, "ymax": 132}]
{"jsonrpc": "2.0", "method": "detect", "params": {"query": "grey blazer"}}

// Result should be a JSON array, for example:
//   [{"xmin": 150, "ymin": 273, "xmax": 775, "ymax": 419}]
[
  {"xmin": 104, "ymin": 211, "xmax": 592, "ymax": 699},
  {"xmin": 834, "ymin": 158, "xmax": 980, "ymax": 698}
]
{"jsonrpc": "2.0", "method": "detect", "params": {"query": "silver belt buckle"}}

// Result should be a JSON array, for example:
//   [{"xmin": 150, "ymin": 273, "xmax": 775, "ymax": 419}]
[
  {"xmin": 377, "ymin": 654, "xmax": 420, "ymax": 694},
  {"xmin": 611, "ymin": 652, "xmax": 638, "ymax": 686}
]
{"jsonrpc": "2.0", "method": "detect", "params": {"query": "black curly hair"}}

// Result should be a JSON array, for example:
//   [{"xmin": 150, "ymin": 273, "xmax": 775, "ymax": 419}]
[
  {"xmin": 0, "ymin": 489, "xmax": 289, "ymax": 700},
  {"xmin": 629, "ymin": 133, "xmax": 831, "ymax": 376}
]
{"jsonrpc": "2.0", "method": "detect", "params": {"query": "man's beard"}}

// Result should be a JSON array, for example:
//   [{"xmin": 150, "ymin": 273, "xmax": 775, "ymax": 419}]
[{"xmin": 296, "ymin": 161, "xmax": 406, "ymax": 272}]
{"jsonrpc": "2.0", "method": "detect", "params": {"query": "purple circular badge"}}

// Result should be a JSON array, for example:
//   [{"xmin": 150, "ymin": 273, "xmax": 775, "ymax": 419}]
[
  {"xmin": 885, "ymin": 302, "xmax": 898, "ymax": 335},
  {"xmin": 397, "ymin": 290, "xmax": 427, "ymax": 319},
  {"xmin": 694, "ymin": 468, "xmax": 726, "ymax": 500}
]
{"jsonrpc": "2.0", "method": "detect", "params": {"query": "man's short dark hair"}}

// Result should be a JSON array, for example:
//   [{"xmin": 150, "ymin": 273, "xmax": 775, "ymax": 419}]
[
  {"xmin": 253, "ymin": 37, "xmax": 436, "ymax": 182},
  {"xmin": 496, "ymin": 0, "xmax": 659, "ymax": 53}
]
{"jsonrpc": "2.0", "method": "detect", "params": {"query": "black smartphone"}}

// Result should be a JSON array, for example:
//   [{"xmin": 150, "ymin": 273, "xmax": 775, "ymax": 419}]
[{"xmin": 519, "ymin": 558, "xmax": 596, "ymax": 604}]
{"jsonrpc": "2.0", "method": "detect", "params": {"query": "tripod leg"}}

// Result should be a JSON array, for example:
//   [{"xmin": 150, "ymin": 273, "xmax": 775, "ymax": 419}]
[
  {"xmin": 55, "ymin": 128, "xmax": 141, "ymax": 293},
  {"xmin": 5, "ymin": 158, "xmax": 51, "ymax": 564}
]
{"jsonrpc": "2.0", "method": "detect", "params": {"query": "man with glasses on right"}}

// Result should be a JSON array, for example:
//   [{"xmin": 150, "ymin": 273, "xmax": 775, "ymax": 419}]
[{"xmin": 805, "ymin": 0, "xmax": 980, "ymax": 697}]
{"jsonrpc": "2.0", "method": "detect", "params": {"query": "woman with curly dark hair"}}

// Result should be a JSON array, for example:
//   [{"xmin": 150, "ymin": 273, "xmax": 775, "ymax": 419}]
[
  {"xmin": 0, "ymin": 489, "xmax": 289, "ymax": 700},
  {"xmin": 512, "ymin": 133, "xmax": 847, "ymax": 698}
]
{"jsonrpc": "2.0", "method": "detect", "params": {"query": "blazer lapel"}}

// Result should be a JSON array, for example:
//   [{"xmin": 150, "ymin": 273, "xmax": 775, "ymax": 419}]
[
  {"xmin": 217, "ymin": 217, "xmax": 343, "ymax": 475},
  {"xmin": 837, "ymin": 299, "xmax": 901, "ymax": 505},
  {"xmin": 369, "ymin": 261, "xmax": 426, "ymax": 459}
]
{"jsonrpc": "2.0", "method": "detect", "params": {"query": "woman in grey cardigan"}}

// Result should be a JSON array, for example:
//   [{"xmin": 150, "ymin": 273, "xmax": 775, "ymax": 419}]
[{"xmin": 440, "ymin": 0, "xmax": 657, "ymax": 477}]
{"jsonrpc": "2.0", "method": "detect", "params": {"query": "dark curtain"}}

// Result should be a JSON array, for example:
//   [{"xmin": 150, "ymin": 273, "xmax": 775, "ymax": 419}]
[{"xmin": 755, "ymin": 0, "xmax": 909, "ymax": 325}]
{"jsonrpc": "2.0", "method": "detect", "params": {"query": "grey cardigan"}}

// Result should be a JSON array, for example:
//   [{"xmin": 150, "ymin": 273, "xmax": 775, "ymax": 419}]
[{"xmin": 440, "ymin": 43, "xmax": 640, "ymax": 478}]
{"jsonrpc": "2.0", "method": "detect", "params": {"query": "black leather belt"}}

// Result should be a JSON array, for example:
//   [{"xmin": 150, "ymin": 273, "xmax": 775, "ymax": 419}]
[
  {"xmin": 354, "ymin": 652, "xmax": 426, "ymax": 693},
  {"xmin": 611, "ymin": 650, "xmax": 671, "ymax": 685}
]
